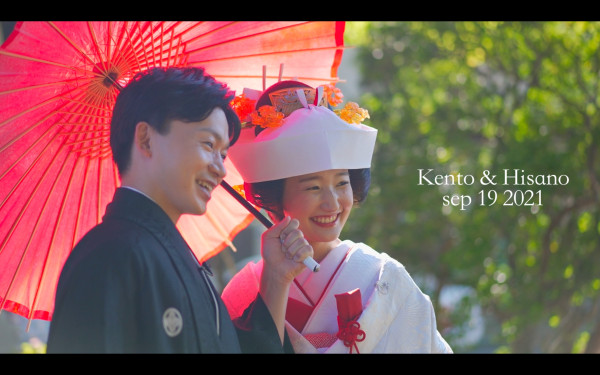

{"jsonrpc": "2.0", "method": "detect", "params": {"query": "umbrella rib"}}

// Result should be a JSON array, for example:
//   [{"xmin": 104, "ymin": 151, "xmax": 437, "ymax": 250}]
[
  {"xmin": 0, "ymin": 99, "xmax": 73, "ymax": 184},
  {"xmin": 134, "ymin": 23, "xmax": 154, "ymax": 71},
  {"xmin": 30, "ymin": 158, "xmax": 83, "ymax": 321},
  {"xmin": 121, "ymin": 25, "xmax": 145, "ymax": 72},
  {"xmin": 46, "ymin": 22, "xmax": 102, "ymax": 71},
  {"xmin": 162, "ymin": 21, "xmax": 234, "ymax": 50},
  {"xmin": 144, "ymin": 22, "xmax": 187, "ymax": 69},
  {"xmin": 60, "ymin": 129, "xmax": 110, "ymax": 136},
  {"xmin": 70, "ymin": 158, "xmax": 92, "ymax": 262},
  {"xmin": 124, "ymin": 23, "xmax": 147, "ymax": 71},
  {"xmin": 188, "ymin": 45, "xmax": 348, "ymax": 65},
  {"xmin": 0, "ymin": 80, "xmax": 73, "ymax": 96},
  {"xmin": 87, "ymin": 21, "xmax": 108, "ymax": 74},
  {"xmin": 159, "ymin": 23, "xmax": 164, "ymax": 67},
  {"xmin": 0, "ymin": 50, "xmax": 87, "ymax": 73},
  {"xmin": 65, "ymin": 135, "xmax": 110, "ymax": 148},
  {"xmin": 0, "ymin": 121, "xmax": 58, "ymax": 185},
  {"xmin": 204, "ymin": 211, "xmax": 237, "ymax": 252},
  {"xmin": 209, "ymin": 74, "xmax": 341, "ymax": 84},
  {"xmin": 148, "ymin": 23, "xmax": 158, "ymax": 67},
  {"xmin": 0, "ymin": 76, "xmax": 105, "ymax": 131},
  {"xmin": 0, "ymin": 130, "xmax": 63, "ymax": 223},
  {"xmin": 160, "ymin": 21, "xmax": 204, "ymax": 43},
  {"xmin": 54, "ymin": 110, "xmax": 112, "ymax": 123},
  {"xmin": 182, "ymin": 21, "xmax": 313, "ymax": 55},
  {"xmin": 200, "ymin": 213, "xmax": 255, "ymax": 264},
  {"xmin": 5, "ymin": 138, "xmax": 73, "ymax": 321},
  {"xmin": 0, "ymin": 134, "xmax": 68, "ymax": 303},
  {"xmin": 0, "ymin": 95, "xmax": 61, "ymax": 136}
]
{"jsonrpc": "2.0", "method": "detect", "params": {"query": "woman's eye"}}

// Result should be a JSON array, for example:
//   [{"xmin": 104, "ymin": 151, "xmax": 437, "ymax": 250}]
[
  {"xmin": 338, "ymin": 180, "xmax": 350, "ymax": 187},
  {"xmin": 203, "ymin": 141, "xmax": 214, "ymax": 149}
]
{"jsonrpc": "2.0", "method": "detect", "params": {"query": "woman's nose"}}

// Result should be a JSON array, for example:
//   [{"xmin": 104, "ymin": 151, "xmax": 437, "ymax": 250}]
[{"xmin": 320, "ymin": 189, "xmax": 340, "ymax": 211}]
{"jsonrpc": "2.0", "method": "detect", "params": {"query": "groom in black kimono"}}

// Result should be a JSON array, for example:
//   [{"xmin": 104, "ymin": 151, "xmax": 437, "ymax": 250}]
[{"xmin": 47, "ymin": 67, "xmax": 313, "ymax": 353}]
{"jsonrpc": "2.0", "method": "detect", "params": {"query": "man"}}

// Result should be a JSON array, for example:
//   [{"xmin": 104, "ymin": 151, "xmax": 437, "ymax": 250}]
[{"xmin": 46, "ymin": 67, "xmax": 313, "ymax": 353}]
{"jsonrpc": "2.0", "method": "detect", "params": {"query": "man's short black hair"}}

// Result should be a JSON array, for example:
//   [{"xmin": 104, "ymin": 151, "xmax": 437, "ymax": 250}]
[{"xmin": 110, "ymin": 67, "xmax": 241, "ymax": 175}]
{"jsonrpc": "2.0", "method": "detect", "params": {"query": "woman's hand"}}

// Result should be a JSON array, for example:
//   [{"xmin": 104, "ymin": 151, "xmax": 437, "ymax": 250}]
[
  {"xmin": 261, "ymin": 216, "xmax": 314, "ymax": 284},
  {"xmin": 259, "ymin": 216, "xmax": 313, "ymax": 343}
]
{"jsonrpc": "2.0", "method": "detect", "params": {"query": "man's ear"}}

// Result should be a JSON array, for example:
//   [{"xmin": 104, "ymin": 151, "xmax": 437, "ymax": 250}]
[{"xmin": 134, "ymin": 121, "xmax": 152, "ymax": 157}]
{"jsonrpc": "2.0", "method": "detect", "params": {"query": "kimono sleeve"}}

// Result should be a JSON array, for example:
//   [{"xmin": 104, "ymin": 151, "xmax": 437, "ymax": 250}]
[
  {"xmin": 233, "ymin": 292, "xmax": 294, "ymax": 353},
  {"xmin": 47, "ymin": 233, "xmax": 142, "ymax": 353}
]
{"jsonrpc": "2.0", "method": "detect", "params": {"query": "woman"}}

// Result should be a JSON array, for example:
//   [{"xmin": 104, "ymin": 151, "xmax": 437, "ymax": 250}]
[{"xmin": 222, "ymin": 80, "xmax": 452, "ymax": 353}]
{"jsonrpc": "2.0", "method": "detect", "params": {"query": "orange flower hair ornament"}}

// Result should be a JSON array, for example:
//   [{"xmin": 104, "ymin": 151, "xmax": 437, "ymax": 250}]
[
  {"xmin": 231, "ymin": 83, "xmax": 369, "ymax": 129},
  {"xmin": 323, "ymin": 83, "xmax": 344, "ymax": 107},
  {"xmin": 250, "ymin": 105, "xmax": 285, "ymax": 128},
  {"xmin": 231, "ymin": 93, "xmax": 256, "ymax": 123},
  {"xmin": 335, "ymin": 102, "xmax": 370, "ymax": 125}
]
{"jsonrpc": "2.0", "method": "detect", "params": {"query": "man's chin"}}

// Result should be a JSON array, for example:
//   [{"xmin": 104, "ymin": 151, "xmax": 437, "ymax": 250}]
[{"xmin": 186, "ymin": 202, "xmax": 208, "ymax": 217}]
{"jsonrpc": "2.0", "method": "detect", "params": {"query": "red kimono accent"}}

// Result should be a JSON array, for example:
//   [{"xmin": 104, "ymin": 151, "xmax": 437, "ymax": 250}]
[
  {"xmin": 285, "ymin": 249, "xmax": 366, "ymax": 352},
  {"xmin": 335, "ymin": 288, "xmax": 365, "ymax": 353}
]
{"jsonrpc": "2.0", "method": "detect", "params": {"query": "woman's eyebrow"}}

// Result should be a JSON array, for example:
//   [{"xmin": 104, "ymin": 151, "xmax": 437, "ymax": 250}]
[
  {"xmin": 298, "ymin": 171, "xmax": 349, "ymax": 183},
  {"xmin": 298, "ymin": 176, "xmax": 321, "ymax": 183}
]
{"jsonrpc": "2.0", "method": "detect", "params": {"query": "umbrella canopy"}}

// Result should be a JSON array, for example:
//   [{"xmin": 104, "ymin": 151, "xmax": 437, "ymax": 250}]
[{"xmin": 0, "ymin": 21, "xmax": 345, "ymax": 321}]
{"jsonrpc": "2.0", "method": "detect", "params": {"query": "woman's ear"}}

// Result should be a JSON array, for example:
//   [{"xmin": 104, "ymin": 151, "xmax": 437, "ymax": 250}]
[{"xmin": 134, "ymin": 121, "xmax": 152, "ymax": 157}]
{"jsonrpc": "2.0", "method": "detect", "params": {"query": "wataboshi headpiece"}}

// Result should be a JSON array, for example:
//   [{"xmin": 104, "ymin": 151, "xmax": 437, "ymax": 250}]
[{"xmin": 227, "ymin": 79, "xmax": 377, "ymax": 183}]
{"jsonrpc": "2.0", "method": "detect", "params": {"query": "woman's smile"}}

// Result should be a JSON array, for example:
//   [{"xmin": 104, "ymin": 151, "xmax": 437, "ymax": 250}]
[{"xmin": 311, "ymin": 213, "xmax": 341, "ymax": 227}]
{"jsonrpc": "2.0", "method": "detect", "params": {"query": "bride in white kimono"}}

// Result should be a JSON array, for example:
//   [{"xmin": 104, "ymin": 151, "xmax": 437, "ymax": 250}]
[{"xmin": 222, "ymin": 80, "xmax": 452, "ymax": 353}]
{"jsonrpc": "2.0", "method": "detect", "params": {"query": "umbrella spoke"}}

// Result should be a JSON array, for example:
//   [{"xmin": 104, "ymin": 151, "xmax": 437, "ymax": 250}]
[
  {"xmin": 47, "ymin": 22, "xmax": 101, "ymax": 73},
  {"xmin": 176, "ymin": 21, "xmax": 239, "ymax": 50},
  {"xmin": 189, "ymin": 45, "xmax": 348, "ymax": 66},
  {"xmin": 87, "ymin": 21, "xmax": 109, "ymax": 77},
  {"xmin": 0, "ymin": 50, "xmax": 84, "ymax": 72},
  {"xmin": 0, "ymin": 135, "xmax": 69, "ymax": 295},
  {"xmin": 4, "ymin": 138, "xmax": 74, "ymax": 320},
  {"xmin": 0, "ymin": 130, "xmax": 62, "ymax": 216},
  {"xmin": 183, "ymin": 21, "xmax": 312, "ymax": 55},
  {"xmin": 205, "ymin": 211, "xmax": 237, "ymax": 252},
  {"xmin": 0, "ymin": 80, "xmax": 73, "ymax": 97},
  {"xmin": 0, "ymin": 97, "xmax": 61, "ymax": 147}
]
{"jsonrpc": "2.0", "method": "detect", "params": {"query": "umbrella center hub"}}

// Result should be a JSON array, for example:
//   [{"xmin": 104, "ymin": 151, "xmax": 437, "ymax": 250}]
[
  {"xmin": 92, "ymin": 63, "xmax": 122, "ymax": 89},
  {"xmin": 103, "ymin": 71, "xmax": 120, "ymax": 88}
]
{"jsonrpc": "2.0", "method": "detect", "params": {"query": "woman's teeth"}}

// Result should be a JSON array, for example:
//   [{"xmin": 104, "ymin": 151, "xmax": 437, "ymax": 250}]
[{"xmin": 312, "ymin": 215, "xmax": 338, "ymax": 224}]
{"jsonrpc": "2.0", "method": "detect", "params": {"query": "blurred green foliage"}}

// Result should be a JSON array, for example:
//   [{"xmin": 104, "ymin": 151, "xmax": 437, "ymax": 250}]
[{"xmin": 342, "ymin": 21, "xmax": 600, "ymax": 353}]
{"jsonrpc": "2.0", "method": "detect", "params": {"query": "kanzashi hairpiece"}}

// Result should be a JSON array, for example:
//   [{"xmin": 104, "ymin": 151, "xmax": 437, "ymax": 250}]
[{"xmin": 231, "ymin": 65, "xmax": 369, "ymax": 129}]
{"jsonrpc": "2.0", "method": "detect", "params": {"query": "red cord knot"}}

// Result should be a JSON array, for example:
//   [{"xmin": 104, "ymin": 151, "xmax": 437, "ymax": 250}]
[{"xmin": 336, "ymin": 320, "xmax": 365, "ymax": 353}]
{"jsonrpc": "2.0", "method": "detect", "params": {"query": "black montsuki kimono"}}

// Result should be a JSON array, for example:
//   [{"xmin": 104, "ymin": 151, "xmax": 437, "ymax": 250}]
[{"xmin": 47, "ymin": 187, "xmax": 291, "ymax": 353}]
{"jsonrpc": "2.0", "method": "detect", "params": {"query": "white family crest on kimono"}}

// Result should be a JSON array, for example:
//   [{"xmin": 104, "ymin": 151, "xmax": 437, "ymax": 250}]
[{"xmin": 222, "ymin": 240, "xmax": 452, "ymax": 353}]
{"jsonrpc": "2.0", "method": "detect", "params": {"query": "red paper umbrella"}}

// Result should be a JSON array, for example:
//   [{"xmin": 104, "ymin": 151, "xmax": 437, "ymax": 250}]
[{"xmin": 0, "ymin": 21, "xmax": 345, "ymax": 322}]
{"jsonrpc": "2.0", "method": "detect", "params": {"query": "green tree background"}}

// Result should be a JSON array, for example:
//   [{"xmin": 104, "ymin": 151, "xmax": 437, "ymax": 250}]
[{"xmin": 341, "ymin": 21, "xmax": 600, "ymax": 353}]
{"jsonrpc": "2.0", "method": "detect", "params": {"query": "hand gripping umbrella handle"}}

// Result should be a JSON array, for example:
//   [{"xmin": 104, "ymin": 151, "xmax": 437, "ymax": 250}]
[{"xmin": 220, "ymin": 181, "xmax": 320, "ymax": 272}]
